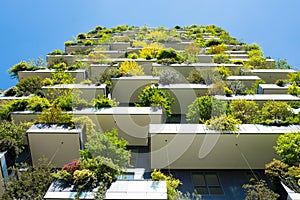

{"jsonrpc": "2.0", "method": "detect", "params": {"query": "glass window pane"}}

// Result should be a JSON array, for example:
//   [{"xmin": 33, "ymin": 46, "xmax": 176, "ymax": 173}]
[
  {"xmin": 195, "ymin": 187, "xmax": 209, "ymax": 195},
  {"xmin": 192, "ymin": 174, "xmax": 205, "ymax": 186},
  {"xmin": 209, "ymin": 186, "xmax": 224, "ymax": 195},
  {"xmin": 205, "ymin": 174, "xmax": 220, "ymax": 186}
]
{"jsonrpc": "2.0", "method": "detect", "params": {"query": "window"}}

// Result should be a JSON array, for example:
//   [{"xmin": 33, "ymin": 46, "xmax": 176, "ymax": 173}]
[{"xmin": 192, "ymin": 173, "xmax": 224, "ymax": 195}]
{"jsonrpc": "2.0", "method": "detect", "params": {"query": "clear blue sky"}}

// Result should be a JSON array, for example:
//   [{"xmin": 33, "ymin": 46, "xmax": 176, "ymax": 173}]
[{"xmin": 1, "ymin": 0, "xmax": 299, "ymax": 90}]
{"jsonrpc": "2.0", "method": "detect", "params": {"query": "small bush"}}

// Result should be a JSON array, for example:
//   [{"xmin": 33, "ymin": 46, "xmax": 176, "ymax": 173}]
[
  {"xmin": 64, "ymin": 40, "xmax": 75, "ymax": 46},
  {"xmin": 232, "ymin": 60, "xmax": 244, "ymax": 65},
  {"xmin": 48, "ymin": 49, "xmax": 66, "ymax": 55},
  {"xmin": 159, "ymin": 69, "xmax": 180, "ymax": 85},
  {"xmin": 77, "ymin": 33, "xmax": 87, "ymax": 40},
  {"xmin": 119, "ymin": 60, "xmax": 144, "ymax": 76},
  {"xmin": 187, "ymin": 69, "xmax": 206, "ymax": 84},
  {"xmin": 8, "ymin": 61, "xmax": 35, "ymax": 79},
  {"xmin": 207, "ymin": 43, "xmax": 226, "ymax": 54},
  {"xmin": 224, "ymin": 87, "xmax": 233, "ymax": 96},
  {"xmin": 214, "ymin": 66, "xmax": 232, "ymax": 79},
  {"xmin": 84, "ymin": 40, "xmax": 93, "ymax": 46},
  {"xmin": 93, "ymin": 96, "xmax": 119, "ymax": 108},
  {"xmin": 127, "ymin": 53, "xmax": 138, "ymax": 59},
  {"xmin": 288, "ymin": 82, "xmax": 299, "ymax": 96},
  {"xmin": 212, "ymin": 54, "xmax": 231, "ymax": 64},
  {"xmin": 15, "ymin": 76, "xmax": 44, "ymax": 97},
  {"xmin": 139, "ymin": 43, "xmax": 164, "ymax": 59},
  {"xmin": 275, "ymin": 79, "xmax": 285, "ymax": 87},
  {"xmin": 3, "ymin": 86, "xmax": 18, "ymax": 97},
  {"xmin": 205, "ymin": 39, "xmax": 222, "ymax": 47},
  {"xmin": 156, "ymin": 48, "xmax": 184, "ymax": 64},
  {"xmin": 27, "ymin": 96, "xmax": 51, "ymax": 112},
  {"xmin": 206, "ymin": 114, "xmax": 241, "ymax": 133},
  {"xmin": 50, "ymin": 62, "xmax": 67, "ymax": 71}
]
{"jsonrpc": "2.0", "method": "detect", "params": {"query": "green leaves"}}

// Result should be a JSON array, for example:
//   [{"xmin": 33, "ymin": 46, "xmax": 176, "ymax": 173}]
[{"xmin": 275, "ymin": 133, "xmax": 300, "ymax": 166}]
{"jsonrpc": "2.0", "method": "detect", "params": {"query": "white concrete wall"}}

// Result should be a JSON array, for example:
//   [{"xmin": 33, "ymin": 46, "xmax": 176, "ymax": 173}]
[{"xmin": 111, "ymin": 76, "xmax": 159, "ymax": 104}]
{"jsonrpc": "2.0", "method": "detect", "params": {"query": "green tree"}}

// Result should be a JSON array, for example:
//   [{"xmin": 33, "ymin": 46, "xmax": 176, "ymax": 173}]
[
  {"xmin": 85, "ymin": 129, "xmax": 131, "ymax": 169},
  {"xmin": 137, "ymin": 85, "xmax": 174, "ymax": 117},
  {"xmin": 288, "ymin": 71, "xmax": 300, "ymax": 86},
  {"xmin": 156, "ymin": 48, "xmax": 184, "ymax": 64},
  {"xmin": 242, "ymin": 179, "xmax": 279, "ymax": 200},
  {"xmin": 186, "ymin": 96, "xmax": 227, "ymax": 123},
  {"xmin": 274, "ymin": 132, "xmax": 300, "ymax": 166},
  {"xmin": 0, "ymin": 121, "xmax": 28, "ymax": 166},
  {"xmin": 151, "ymin": 169, "xmax": 182, "ymax": 200},
  {"xmin": 229, "ymin": 100, "xmax": 260, "ymax": 124},
  {"xmin": 288, "ymin": 81, "xmax": 299, "ymax": 96},
  {"xmin": 275, "ymin": 59, "xmax": 291, "ymax": 69},
  {"xmin": 2, "ymin": 158, "xmax": 54, "ymax": 200}
]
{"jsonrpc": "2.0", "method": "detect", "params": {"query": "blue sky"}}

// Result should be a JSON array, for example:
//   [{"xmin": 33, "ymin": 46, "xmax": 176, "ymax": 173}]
[{"xmin": 1, "ymin": 0, "xmax": 299, "ymax": 90}]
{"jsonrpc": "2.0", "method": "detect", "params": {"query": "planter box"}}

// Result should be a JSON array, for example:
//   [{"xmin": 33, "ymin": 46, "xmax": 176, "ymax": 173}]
[
  {"xmin": 73, "ymin": 107, "xmax": 163, "ymax": 146},
  {"xmin": 18, "ymin": 69, "xmax": 87, "ymax": 83},
  {"xmin": 89, "ymin": 63, "xmax": 119, "ymax": 80},
  {"xmin": 243, "ymin": 69, "xmax": 296, "ymax": 84},
  {"xmin": 214, "ymin": 94, "xmax": 300, "ymax": 107},
  {"xmin": 27, "ymin": 124, "xmax": 85, "ymax": 168},
  {"xmin": 258, "ymin": 84, "xmax": 289, "ymax": 94},
  {"xmin": 111, "ymin": 76, "xmax": 159, "ymax": 104},
  {"xmin": 42, "ymin": 84, "xmax": 107, "ymax": 102},
  {"xmin": 161, "ymin": 42, "xmax": 192, "ymax": 50},
  {"xmin": 197, "ymin": 54, "xmax": 248, "ymax": 63},
  {"xmin": 158, "ymin": 84, "xmax": 210, "ymax": 114},
  {"xmin": 150, "ymin": 124, "xmax": 300, "ymax": 169},
  {"xmin": 44, "ymin": 180, "xmax": 167, "ymax": 200},
  {"xmin": 94, "ymin": 50, "xmax": 126, "ymax": 58},
  {"xmin": 11, "ymin": 111, "xmax": 39, "ymax": 124},
  {"xmin": 226, "ymin": 76, "xmax": 261, "ymax": 89},
  {"xmin": 110, "ymin": 42, "xmax": 131, "ymax": 51},
  {"xmin": 46, "ymin": 55, "xmax": 77, "ymax": 66},
  {"xmin": 65, "ymin": 44, "xmax": 110, "ymax": 54},
  {"xmin": 152, "ymin": 63, "xmax": 242, "ymax": 80},
  {"xmin": 0, "ymin": 96, "xmax": 29, "ymax": 108}
]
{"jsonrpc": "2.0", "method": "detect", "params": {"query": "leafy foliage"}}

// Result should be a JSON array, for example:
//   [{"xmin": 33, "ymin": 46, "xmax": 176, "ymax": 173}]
[
  {"xmin": 212, "ymin": 53, "xmax": 231, "ymax": 64},
  {"xmin": 51, "ymin": 71, "xmax": 75, "ymax": 85},
  {"xmin": 119, "ymin": 60, "xmax": 145, "ymax": 76},
  {"xmin": 0, "ymin": 99, "xmax": 28, "ymax": 121},
  {"xmin": 214, "ymin": 66, "xmax": 232, "ymax": 79},
  {"xmin": 242, "ymin": 179, "xmax": 279, "ymax": 200},
  {"xmin": 85, "ymin": 129, "xmax": 131, "ymax": 169},
  {"xmin": 229, "ymin": 100, "xmax": 260, "ymax": 124},
  {"xmin": 206, "ymin": 114, "xmax": 241, "ymax": 133},
  {"xmin": 275, "ymin": 59, "xmax": 291, "ymax": 69},
  {"xmin": 288, "ymin": 71, "xmax": 300, "ymax": 86},
  {"xmin": 156, "ymin": 48, "xmax": 184, "ymax": 64},
  {"xmin": 186, "ymin": 96, "xmax": 227, "ymax": 123},
  {"xmin": 288, "ymin": 82, "xmax": 299, "ymax": 96},
  {"xmin": 139, "ymin": 43, "xmax": 164, "ymax": 59},
  {"xmin": 26, "ymin": 96, "xmax": 51, "ymax": 112},
  {"xmin": 187, "ymin": 69, "xmax": 206, "ymax": 84},
  {"xmin": 2, "ymin": 158, "xmax": 55, "ymax": 200},
  {"xmin": 151, "ymin": 169, "xmax": 182, "ymax": 200},
  {"xmin": 226, "ymin": 81, "xmax": 247, "ymax": 95},
  {"xmin": 15, "ymin": 76, "xmax": 44, "ymax": 97},
  {"xmin": 207, "ymin": 43, "xmax": 226, "ymax": 54},
  {"xmin": 137, "ymin": 85, "xmax": 174, "ymax": 117},
  {"xmin": 159, "ymin": 69, "xmax": 180, "ymax": 85},
  {"xmin": 260, "ymin": 101, "xmax": 293, "ymax": 125},
  {"xmin": 93, "ymin": 95, "xmax": 119, "ymax": 108},
  {"xmin": 8, "ymin": 61, "xmax": 36, "ymax": 79},
  {"xmin": 37, "ymin": 106, "xmax": 73, "ymax": 125},
  {"xmin": 274, "ymin": 132, "xmax": 300, "ymax": 166}
]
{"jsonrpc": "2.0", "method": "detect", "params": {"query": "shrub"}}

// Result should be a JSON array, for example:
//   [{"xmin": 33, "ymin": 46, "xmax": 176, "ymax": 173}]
[
  {"xmin": 127, "ymin": 53, "xmax": 138, "ymax": 59},
  {"xmin": 3, "ymin": 86, "xmax": 18, "ymax": 97},
  {"xmin": 229, "ymin": 100, "xmax": 260, "ymax": 124},
  {"xmin": 232, "ymin": 59, "xmax": 244, "ymax": 65},
  {"xmin": 15, "ymin": 76, "xmax": 44, "ymax": 97},
  {"xmin": 187, "ymin": 69, "xmax": 205, "ymax": 84},
  {"xmin": 98, "ymin": 67, "xmax": 121, "ymax": 85},
  {"xmin": 209, "ymin": 81, "xmax": 226, "ymax": 95},
  {"xmin": 275, "ymin": 58, "xmax": 291, "ymax": 69},
  {"xmin": 156, "ymin": 48, "xmax": 184, "ymax": 64},
  {"xmin": 224, "ymin": 87, "xmax": 233, "ymax": 96},
  {"xmin": 8, "ymin": 61, "xmax": 35, "ymax": 79},
  {"xmin": 261, "ymin": 101, "xmax": 293, "ymax": 124},
  {"xmin": 180, "ymin": 51, "xmax": 198, "ymax": 64},
  {"xmin": 205, "ymin": 39, "xmax": 222, "ymax": 47},
  {"xmin": 37, "ymin": 106, "xmax": 73, "ymax": 125},
  {"xmin": 288, "ymin": 82, "xmax": 299, "ymax": 96},
  {"xmin": 119, "ymin": 60, "xmax": 145, "ymax": 76},
  {"xmin": 85, "ymin": 128, "xmax": 130, "ymax": 169},
  {"xmin": 51, "ymin": 71, "xmax": 75, "ymax": 84},
  {"xmin": 151, "ymin": 169, "xmax": 182, "ymax": 200},
  {"xmin": 132, "ymin": 41, "xmax": 147, "ymax": 48},
  {"xmin": 207, "ymin": 43, "xmax": 226, "ymax": 54},
  {"xmin": 139, "ymin": 43, "xmax": 163, "ymax": 59},
  {"xmin": 288, "ymin": 72, "xmax": 300, "ymax": 86},
  {"xmin": 274, "ymin": 132, "xmax": 300, "ymax": 166},
  {"xmin": 214, "ymin": 66, "xmax": 232, "ymax": 79},
  {"xmin": 159, "ymin": 69, "xmax": 180, "ymax": 85},
  {"xmin": 64, "ymin": 40, "xmax": 75, "ymax": 46},
  {"xmin": 50, "ymin": 62, "xmax": 67, "ymax": 71},
  {"xmin": 243, "ymin": 179, "xmax": 279, "ymax": 200},
  {"xmin": 0, "ymin": 99, "xmax": 29, "ymax": 120},
  {"xmin": 186, "ymin": 96, "xmax": 227, "ymax": 123},
  {"xmin": 226, "ymin": 81, "xmax": 247, "ymax": 95},
  {"xmin": 77, "ymin": 33, "xmax": 87, "ymax": 40},
  {"xmin": 93, "ymin": 96, "xmax": 119, "ymax": 108},
  {"xmin": 137, "ymin": 85, "xmax": 174, "ymax": 117},
  {"xmin": 185, "ymin": 43, "xmax": 202, "ymax": 54},
  {"xmin": 206, "ymin": 114, "xmax": 241, "ymax": 133},
  {"xmin": 27, "ymin": 96, "xmax": 51, "ymax": 112},
  {"xmin": 84, "ymin": 40, "xmax": 93, "ymax": 46},
  {"xmin": 212, "ymin": 53, "xmax": 231, "ymax": 64},
  {"xmin": 48, "ymin": 49, "xmax": 66, "ymax": 55},
  {"xmin": 248, "ymin": 49, "xmax": 264, "ymax": 58},
  {"xmin": 275, "ymin": 79, "xmax": 285, "ymax": 87},
  {"xmin": 245, "ymin": 56, "xmax": 267, "ymax": 69}
]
